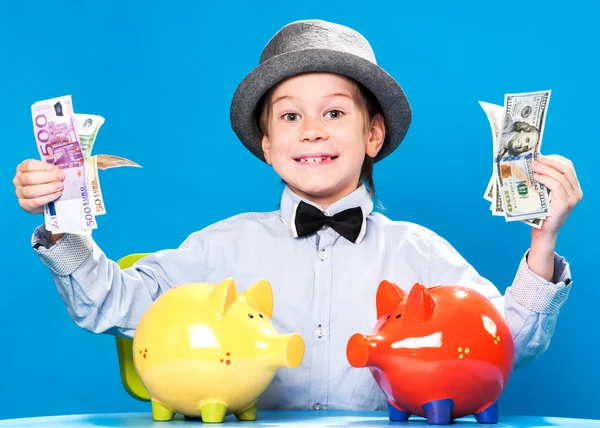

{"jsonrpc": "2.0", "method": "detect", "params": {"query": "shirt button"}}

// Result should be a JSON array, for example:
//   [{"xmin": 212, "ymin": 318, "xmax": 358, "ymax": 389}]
[
  {"xmin": 318, "ymin": 250, "xmax": 328, "ymax": 261},
  {"xmin": 316, "ymin": 326, "xmax": 325, "ymax": 338}
]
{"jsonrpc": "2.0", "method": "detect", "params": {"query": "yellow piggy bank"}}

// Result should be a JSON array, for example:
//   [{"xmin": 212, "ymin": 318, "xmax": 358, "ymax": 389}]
[{"xmin": 132, "ymin": 277, "xmax": 305, "ymax": 423}]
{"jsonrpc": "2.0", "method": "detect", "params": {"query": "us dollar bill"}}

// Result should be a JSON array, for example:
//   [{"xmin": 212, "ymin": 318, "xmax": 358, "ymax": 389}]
[
  {"xmin": 479, "ymin": 102, "xmax": 505, "ymax": 217},
  {"xmin": 479, "ymin": 93, "xmax": 549, "ymax": 229},
  {"xmin": 496, "ymin": 91, "xmax": 550, "ymax": 222}
]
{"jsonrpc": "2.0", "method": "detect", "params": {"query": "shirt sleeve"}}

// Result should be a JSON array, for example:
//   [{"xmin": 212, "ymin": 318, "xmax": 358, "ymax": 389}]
[
  {"xmin": 503, "ymin": 249, "xmax": 571, "ymax": 369},
  {"xmin": 31, "ymin": 224, "xmax": 212, "ymax": 338},
  {"xmin": 424, "ymin": 232, "xmax": 572, "ymax": 371}
]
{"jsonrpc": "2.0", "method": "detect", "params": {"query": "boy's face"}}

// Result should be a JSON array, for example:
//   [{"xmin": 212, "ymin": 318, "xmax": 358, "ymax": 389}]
[{"xmin": 261, "ymin": 73, "xmax": 385, "ymax": 208}]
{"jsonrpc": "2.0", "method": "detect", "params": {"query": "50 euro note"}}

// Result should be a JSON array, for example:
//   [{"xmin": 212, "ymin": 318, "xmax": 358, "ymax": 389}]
[
  {"xmin": 85, "ymin": 154, "xmax": 141, "ymax": 216},
  {"xmin": 479, "ymin": 91, "xmax": 552, "ymax": 228},
  {"xmin": 31, "ymin": 95, "xmax": 97, "ymax": 234}
]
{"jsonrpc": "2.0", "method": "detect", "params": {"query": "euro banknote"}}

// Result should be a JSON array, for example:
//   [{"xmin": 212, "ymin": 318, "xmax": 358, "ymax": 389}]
[
  {"xmin": 86, "ymin": 154, "xmax": 141, "ymax": 216},
  {"xmin": 32, "ymin": 96, "xmax": 141, "ymax": 233},
  {"xmin": 75, "ymin": 113, "xmax": 105, "ymax": 159},
  {"xmin": 31, "ymin": 95, "xmax": 96, "ymax": 234}
]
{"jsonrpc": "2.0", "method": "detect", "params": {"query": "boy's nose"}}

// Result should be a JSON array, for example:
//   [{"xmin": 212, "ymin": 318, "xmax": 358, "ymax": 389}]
[{"xmin": 299, "ymin": 116, "xmax": 328, "ymax": 142}]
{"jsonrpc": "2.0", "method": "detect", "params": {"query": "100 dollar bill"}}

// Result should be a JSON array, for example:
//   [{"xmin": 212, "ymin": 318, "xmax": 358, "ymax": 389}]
[
  {"xmin": 480, "ymin": 101, "xmax": 543, "ymax": 228},
  {"xmin": 31, "ymin": 95, "xmax": 96, "ymax": 234},
  {"xmin": 495, "ymin": 91, "xmax": 551, "ymax": 223}
]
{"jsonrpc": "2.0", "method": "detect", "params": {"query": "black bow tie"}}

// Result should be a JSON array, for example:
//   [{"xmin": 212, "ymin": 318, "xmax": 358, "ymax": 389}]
[{"xmin": 294, "ymin": 201, "xmax": 363, "ymax": 243}]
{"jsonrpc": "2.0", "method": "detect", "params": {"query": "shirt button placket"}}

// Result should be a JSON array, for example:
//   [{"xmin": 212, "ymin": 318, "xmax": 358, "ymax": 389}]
[{"xmin": 309, "ymin": 229, "xmax": 333, "ymax": 411}]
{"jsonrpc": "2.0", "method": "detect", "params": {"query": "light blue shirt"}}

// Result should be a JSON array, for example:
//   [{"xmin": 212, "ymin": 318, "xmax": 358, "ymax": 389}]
[{"xmin": 32, "ymin": 184, "xmax": 572, "ymax": 411}]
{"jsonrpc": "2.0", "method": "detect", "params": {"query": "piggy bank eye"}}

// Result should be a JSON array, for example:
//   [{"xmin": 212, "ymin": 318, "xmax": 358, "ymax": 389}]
[
  {"xmin": 248, "ymin": 314, "xmax": 254, "ymax": 319},
  {"xmin": 396, "ymin": 314, "xmax": 402, "ymax": 319},
  {"xmin": 386, "ymin": 315, "xmax": 391, "ymax": 320},
  {"xmin": 259, "ymin": 314, "xmax": 264, "ymax": 319}
]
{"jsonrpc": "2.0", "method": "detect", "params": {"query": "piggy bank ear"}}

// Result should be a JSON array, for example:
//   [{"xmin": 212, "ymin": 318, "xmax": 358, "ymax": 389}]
[
  {"xmin": 243, "ymin": 279, "xmax": 273, "ymax": 318},
  {"xmin": 209, "ymin": 278, "xmax": 238, "ymax": 319},
  {"xmin": 376, "ymin": 280, "xmax": 406, "ymax": 319},
  {"xmin": 405, "ymin": 282, "xmax": 436, "ymax": 324}
]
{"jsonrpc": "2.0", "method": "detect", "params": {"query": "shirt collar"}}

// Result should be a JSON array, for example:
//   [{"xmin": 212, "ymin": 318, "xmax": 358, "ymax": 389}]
[{"xmin": 279, "ymin": 184, "xmax": 374, "ymax": 244}]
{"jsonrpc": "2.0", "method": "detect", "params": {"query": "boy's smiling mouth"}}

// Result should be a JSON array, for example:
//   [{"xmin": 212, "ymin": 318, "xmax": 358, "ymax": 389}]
[{"xmin": 293, "ymin": 153, "xmax": 339, "ymax": 164}]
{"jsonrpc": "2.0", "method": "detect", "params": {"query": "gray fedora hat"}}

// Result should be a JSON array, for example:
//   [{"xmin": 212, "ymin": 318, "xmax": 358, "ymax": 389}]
[{"xmin": 230, "ymin": 19, "xmax": 412, "ymax": 163}]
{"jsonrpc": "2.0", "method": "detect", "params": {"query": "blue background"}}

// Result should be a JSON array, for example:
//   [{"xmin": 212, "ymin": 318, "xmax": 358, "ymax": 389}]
[{"xmin": 1, "ymin": 0, "xmax": 598, "ymax": 421}]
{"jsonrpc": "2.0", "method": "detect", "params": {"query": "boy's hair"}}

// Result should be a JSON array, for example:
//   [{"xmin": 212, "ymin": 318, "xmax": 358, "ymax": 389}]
[{"xmin": 254, "ymin": 75, "xmax": 384, "ymax": 197}]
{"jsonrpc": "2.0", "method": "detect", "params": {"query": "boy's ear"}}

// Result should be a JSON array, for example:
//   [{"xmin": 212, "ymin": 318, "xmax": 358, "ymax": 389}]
[
  {"xmin": 365, "ymin": 113, "xmax": 386, "ymax": 158},
  {"xmin": 261, "ymin": 135, "xmax": 272, "ymax": 165}
]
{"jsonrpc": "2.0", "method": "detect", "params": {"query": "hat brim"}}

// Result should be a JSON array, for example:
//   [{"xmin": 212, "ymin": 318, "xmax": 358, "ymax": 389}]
[{"xmin": 230, "ymin": 48, "xmax": 412, "ymax": 163}]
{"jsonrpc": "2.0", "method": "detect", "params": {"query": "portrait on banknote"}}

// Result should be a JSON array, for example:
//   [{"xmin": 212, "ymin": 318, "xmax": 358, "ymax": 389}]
[{"xmin": 496, "ymin": 115, "xmax": 540, "ymax": 160}]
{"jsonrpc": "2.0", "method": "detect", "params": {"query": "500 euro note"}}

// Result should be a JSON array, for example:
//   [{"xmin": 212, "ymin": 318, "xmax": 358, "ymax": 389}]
[{"xmin": 31, "ymin": 95, "xmax": 96, "ymax": 234}]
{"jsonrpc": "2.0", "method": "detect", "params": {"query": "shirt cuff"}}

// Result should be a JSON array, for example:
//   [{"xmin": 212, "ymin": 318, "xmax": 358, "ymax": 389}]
[
  {"xmin": 31, "ymin": 224, "xmax": 94, "ymax": 276},
  {"xmin": 508, "ymin": 249, "xmax": 572, "ymax": 315}
]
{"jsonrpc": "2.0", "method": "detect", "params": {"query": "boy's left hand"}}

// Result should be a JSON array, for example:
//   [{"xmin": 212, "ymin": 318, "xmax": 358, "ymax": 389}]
[{"xmin": 531, "ymin": 154, "xmax": 583, "ymax": 238}]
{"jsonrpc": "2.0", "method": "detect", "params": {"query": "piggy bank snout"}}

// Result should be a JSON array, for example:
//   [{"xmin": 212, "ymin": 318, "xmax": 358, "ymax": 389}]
[
  {"xmin": 281, "ymin": 333, "xmax": 305, "ymax": 368},
  {"xmin": 346, "ymin": 333, "xmax": 370, "ymax": 368}
]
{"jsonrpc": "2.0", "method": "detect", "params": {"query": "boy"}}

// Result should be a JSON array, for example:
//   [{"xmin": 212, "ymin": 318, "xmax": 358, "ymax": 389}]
[{"xmin": 13, "ymin": 20, "xmax": 582, "ymax": 411}]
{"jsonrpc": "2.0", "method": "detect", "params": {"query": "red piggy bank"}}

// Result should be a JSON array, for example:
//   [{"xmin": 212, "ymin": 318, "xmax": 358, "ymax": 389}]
[{"xmin": 346, "ymin": 280, "xmax": 514, "ymax": 425}]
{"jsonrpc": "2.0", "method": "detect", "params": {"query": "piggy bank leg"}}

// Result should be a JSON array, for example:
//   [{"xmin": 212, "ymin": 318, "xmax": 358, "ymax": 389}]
[
  {"xmin": 387, "ymin": 402, "xmax": 410, "ymax": 422},
  {"xmin": 235, "ymin": 402, "xmax": 258, "ymax": 421},
  {"xmin": 474, "ymin": 400, "xmax": 498, "ymax": 424},
  {"xmin": 421, "ymin": 398, "xmax": 454, "ymax": 425},
  {"xmin": 200, "ymin": 402, "xmax": 228, "ymax": 423},
  {"xmin": 151, "ymin": 399, "xmax": 175, "ymax": 421}
]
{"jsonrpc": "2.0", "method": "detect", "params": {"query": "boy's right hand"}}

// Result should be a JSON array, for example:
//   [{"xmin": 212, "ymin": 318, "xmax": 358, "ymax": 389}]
[{"xmin": 13, "ymin": 159, "xmax": 64, "ymax": 215}]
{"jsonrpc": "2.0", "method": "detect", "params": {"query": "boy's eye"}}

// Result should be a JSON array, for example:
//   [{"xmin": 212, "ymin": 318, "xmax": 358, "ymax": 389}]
[
  {"xmin": 325, "ymin": 109, "xmax": 344, "ymax": 119},
  {"xmin": 282, "ymin": 113, "xmax": 299, "ymax": 121}
]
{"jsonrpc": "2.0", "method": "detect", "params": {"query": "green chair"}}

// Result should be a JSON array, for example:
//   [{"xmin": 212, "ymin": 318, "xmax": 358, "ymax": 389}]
[{"xmin": 114, "ymin": 253, "xmax": 152, "ymax": 402}]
